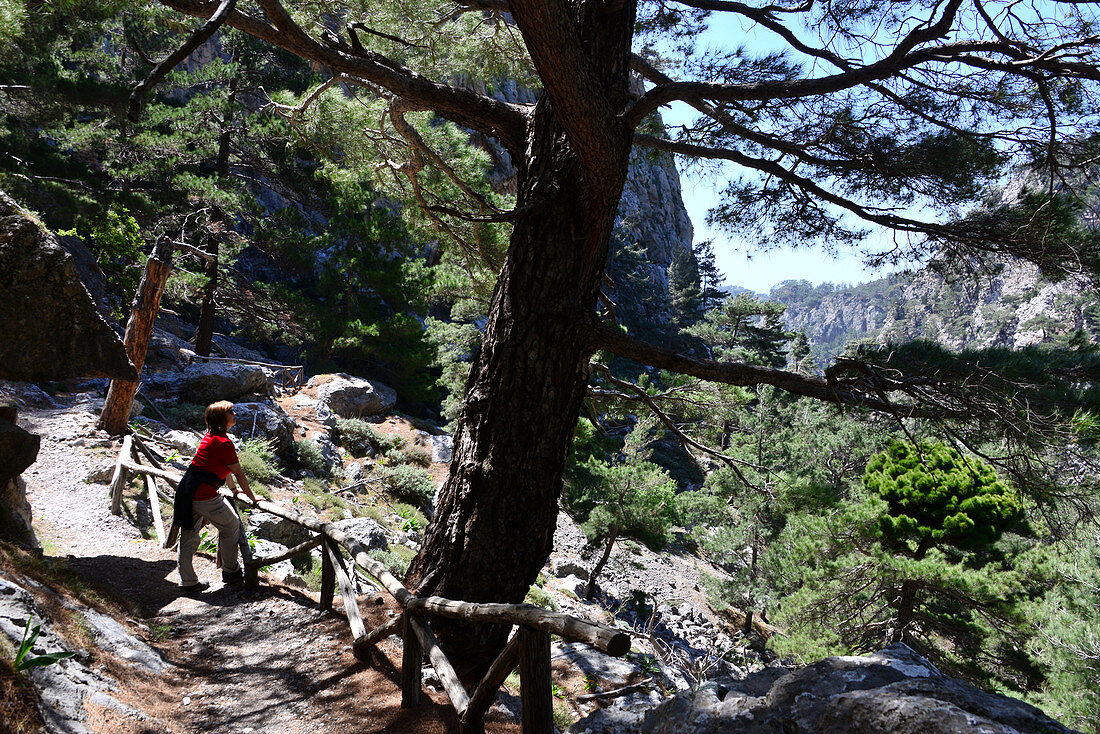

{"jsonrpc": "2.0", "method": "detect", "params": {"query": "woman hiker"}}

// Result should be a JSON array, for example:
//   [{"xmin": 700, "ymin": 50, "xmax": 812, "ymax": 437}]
[{"xmin": 167, "ymin": 400, "xmax": 258, "ymax": 594}]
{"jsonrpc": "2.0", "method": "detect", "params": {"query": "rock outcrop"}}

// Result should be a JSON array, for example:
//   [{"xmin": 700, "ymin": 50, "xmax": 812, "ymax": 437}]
[
  {"xmin": 572, "ymin": 644, "xmax": 1077, "ymax": 734},
  {"xmin": 0, "ymin": 403, "xmax": 39, "ymax": 546},
  {"xmin": 772, "ymin": 256, "xmax": 1098, "ymax": 362},
  {"xmin": 0, "ymin": 189, "xmax": 135, "ymax": 381},
  {"xmin": 147, "ymin": 361, "xmax": 271, "ymax": 404},
  {"xmin": 308, "ymin": 373, "xmax": 397, "ymax": 419},
  {"xmin": 228, "ymin": 401, "xmax": 297, "ymax": 454}
]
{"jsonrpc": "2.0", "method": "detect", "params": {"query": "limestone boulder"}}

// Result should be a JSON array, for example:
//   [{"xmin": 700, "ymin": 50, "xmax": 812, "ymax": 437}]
[
  {"xmin": 571, "ymin": 644, "xmax": 1077, "ymax": 734},
  {"xmin": 426, "ymin": 433, "xmax": 453, "ymax": 464},
  {"xmin": 310, "ymin": 433, "xmax": 343, "ymax": 476},
  {"xmin": 0, "ymin": 405, "xmax": 40, "ymax": 547},
  {"xmin": 248, "ymin": 510, "xmax": 312, "ymax": 549},
  {"xmin": 308, "ymin": 373, "xmax": 396, "ymax": 418},
  {"xmin": 149, "ymin": 362, "xmax": 271, "ymax": 404},
  {"xmin": 0, "ymin": 477, "xmax": 36, "ymax": 548},
  {"xmin": 333, "ymin": 518, "xmax": 389, "ymax": 552},
  {"xmin": 0, "ymin": 189, "xmax": 135, "ymax": 381},
  {"xmin": 0, "ymin": 407, "xmax": 39, "ymax": 485},
  {"xmin": 228, "ymin": 402, "xmax": 296, "ymax": 455},
  {"xmin": 250, "ymin": 539, "xmax": 309, "ymax": 588}
]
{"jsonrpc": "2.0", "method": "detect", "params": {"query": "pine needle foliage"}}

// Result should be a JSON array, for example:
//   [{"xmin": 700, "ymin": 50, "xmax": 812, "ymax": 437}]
[{"xmin": 865, "ymin": 440, "xmax": 1024, "ymax": 556}]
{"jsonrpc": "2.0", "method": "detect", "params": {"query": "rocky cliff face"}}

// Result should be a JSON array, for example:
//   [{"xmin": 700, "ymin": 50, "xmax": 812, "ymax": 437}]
[
  {"xmin": 771, "ymin": 257, "xmax": 1097, "ymax": 362},
  {"xmin": 617, "ymin": 146, "xmax": 695, "ymax": 291},
  {"xmin": 877, "ymin": 259, "xmax": 1094, "ymax": 349}
]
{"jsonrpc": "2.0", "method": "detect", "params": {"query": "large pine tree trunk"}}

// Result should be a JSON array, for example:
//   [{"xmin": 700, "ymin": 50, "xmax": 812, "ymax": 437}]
[
  {"xmin": 406, "ymin": 1, "xmax": 635, "ymax": 677},
  {"xmin": 98, "ymin": 242, "xmax": 174, "ymax": 435},
  {"xmin": 889, "ymin": 579, "xmax": 921, "ymax": 645}
]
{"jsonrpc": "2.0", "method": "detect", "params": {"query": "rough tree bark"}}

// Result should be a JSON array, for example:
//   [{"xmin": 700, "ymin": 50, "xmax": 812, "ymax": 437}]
[
  {"xmin": 98, "ymin": 240, "xmax": 174, "ymax": 435},
  {"xmin": 403, "ymin": 0, "xmax": 637, "ymax": 676}
]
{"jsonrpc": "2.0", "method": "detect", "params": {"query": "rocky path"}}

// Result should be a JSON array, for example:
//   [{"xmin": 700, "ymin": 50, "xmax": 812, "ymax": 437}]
[{"xmin": 15, "ymin": 394, "xmax": 519, "ymax": 734}]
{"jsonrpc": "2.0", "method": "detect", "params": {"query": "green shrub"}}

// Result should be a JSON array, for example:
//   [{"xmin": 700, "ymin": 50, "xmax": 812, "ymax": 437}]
[
  {"xmin": 251, "ymin": 482, "xmax": 272, "ymax": 500},
  {"xmin": 383, "ymin": 465, "xmax": 436, "ymax": 506},
  {"xmin": 299, "ymin": 477, "xmax": 345, "ymax": 513},
  {"xmin": 369, "ymin": 546, "xmax": 416, "ymax": 578},
  {"xmin": 162, "ymin": 402, "xmax": 206, "ymax": 430},
  {"xmin": 289, "ymin": 439, "xmax": 329, "ymax": 477},
  {"xmin": 333, "ymin": 419, "xmax": 403, "ymax": 457},
  {"xmin": 400, "ymin": 444, "xmax": 433, "ymax": 467},
  {"xmin": 384, "ymin": 447, "xmax": 405, "ymax": 465},
  {"xmin": 357, "ymin": 504, "xmax": 386, "ymax": 522},
  {"xmin": 525, "ymin": 584, "xmax": 558, "ymax": 611},
  {"xmin": 392, "ymin": 502, "xmax": 428, "ymax": 532},
  {"xmin": 553, "ymin": 700, "xmax": 574, "ymax": 730},
  {"xmin": 243, "ymin": 437, "xmax": 277, "ymax": 462},
  {"xmin": 238, "ymin": 440, "xmax": 277, "ymax": 482}
]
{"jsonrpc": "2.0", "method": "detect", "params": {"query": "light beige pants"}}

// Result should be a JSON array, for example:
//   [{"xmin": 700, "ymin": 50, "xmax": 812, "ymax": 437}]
[{"xmin": 178, "ymin": 496, "xmax": 241, "ymax": 586}]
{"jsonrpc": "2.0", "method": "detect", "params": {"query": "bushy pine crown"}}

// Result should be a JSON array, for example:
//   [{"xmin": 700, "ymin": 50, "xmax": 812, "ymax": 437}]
[{"xmin": 864, "ymin": 440, "xmax": 1023, "ymax": 555}]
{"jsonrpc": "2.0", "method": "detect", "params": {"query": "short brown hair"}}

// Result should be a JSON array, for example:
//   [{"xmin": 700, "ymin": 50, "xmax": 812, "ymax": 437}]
[{"xmin": 205, "ymin": 401, "xmax": 234, "ymax": 434}]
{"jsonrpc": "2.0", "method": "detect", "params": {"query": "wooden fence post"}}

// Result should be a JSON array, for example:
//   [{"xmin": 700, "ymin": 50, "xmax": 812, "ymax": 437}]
[
  {"xmin": 319, "ymin": 533, "xmax": 335, "ymax": 612},
  {"xmin": 519, "ymin": 627, "xmax": 554, "ymax": 734},
  {"xmin": 109, "ymin": 435, "xmax": 134, "ymax": 515},
  {"xmin": 401, "ymin": 613, "xmax": 423, "ymax": 708}
]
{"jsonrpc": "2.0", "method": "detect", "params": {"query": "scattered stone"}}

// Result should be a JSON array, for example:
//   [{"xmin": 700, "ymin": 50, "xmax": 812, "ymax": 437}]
[
  {"xmin": 229, "ymin": 401, "xmax": 297, "ymax": 454},
  {"xmin": 2, "ymin": 381, "xmax": 56, "ymax": 408},
  {"xmin": 250, "ymin": 539, "xmax": 308, "ymax": 587},
  {"xmin": 164, "ymin": 430, "xmax": 201, "ymax": 454},
  {"xmin": 249, "ymin": 511, "xmax": 313, "ymax": 548},
  {"xmin": 84, "ymin": 461, "xmax": 115, "ymax": 484},
  {"xmin": 552, "ymin": 574, "xmax": 587, "ymax": 598},
  {"xmin": 311, "ymin": 433, "xmax": 343, "ymax": 475},
  {"xmin": 78, "ymin": 608, "xmax": 169, "ymax": 675},
  {"xmin": 552, "ymin": 559, "xmax": 590, "ymax": 581},
  {"xmin": 427, "ymin": 433, "xmax": 453, "ymax": 464},
  {"xmin": 553, "ymin": 641, "xmax": 638, "ymax": 692}
]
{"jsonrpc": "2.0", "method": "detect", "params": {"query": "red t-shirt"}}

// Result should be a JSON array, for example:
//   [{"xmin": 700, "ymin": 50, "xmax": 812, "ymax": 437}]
[{"xmin": 190, "ymin": 433, "xmax": 239, "ymax": 501}]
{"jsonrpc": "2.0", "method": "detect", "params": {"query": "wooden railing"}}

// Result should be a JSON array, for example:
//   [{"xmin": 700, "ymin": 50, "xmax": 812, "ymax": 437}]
[
  {"xmin": 191, "ymin": 353, "xmax": 305, "ymax": 389},
  {"xmin": 109, "ymin": 434, "xmax": 631, "ymax": 734}
]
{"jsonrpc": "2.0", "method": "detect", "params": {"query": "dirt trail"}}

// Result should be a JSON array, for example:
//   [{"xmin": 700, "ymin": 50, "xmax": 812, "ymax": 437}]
[{"xmin": 17, "ymin": 396, "xmax": 519, "ymax": 734}]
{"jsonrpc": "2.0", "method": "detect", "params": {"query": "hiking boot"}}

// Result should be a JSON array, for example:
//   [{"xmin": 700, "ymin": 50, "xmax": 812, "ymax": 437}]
[
  {"xmin": 181, "ymin": 582, "xmax": 209, "ymax": 597},
  {"xmin": 222, "ymin": 569, "xmax": 245, "ymax": 586}
]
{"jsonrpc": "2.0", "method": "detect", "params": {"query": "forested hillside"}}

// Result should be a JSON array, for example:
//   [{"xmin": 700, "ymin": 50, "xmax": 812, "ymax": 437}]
[
  {"xmin": 4, "ymin": 1, "xmax": 1100, "ymax": 732},
  {"xmin": 768, "ymin": 256, "xmax": 1100, "ymax": 364}
]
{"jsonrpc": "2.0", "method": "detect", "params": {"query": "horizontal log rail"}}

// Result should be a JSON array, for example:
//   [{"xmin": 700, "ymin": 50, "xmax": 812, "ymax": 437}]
[
  {"xmin": 407, "ymin": 596, "xmax": 631, "ymax": 657},
  {"xmin": 110, "ymin": 436, "xmax": 632, "ymax": 734},
  {"xmin": 190, "ymin": 353, "xmax": 305, "ymax": 387}
]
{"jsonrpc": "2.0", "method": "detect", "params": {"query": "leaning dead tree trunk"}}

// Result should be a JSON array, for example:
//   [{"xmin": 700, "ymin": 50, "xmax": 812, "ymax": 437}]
[{"xmin": 98, "ymin": 240, "xmax": 173, "ymax": 435}]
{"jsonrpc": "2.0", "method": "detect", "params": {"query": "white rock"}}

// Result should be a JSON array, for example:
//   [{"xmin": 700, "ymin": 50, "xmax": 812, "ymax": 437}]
[{"xmin": 307, "ymin": 373, "xmax": 396, "ymax": 418}]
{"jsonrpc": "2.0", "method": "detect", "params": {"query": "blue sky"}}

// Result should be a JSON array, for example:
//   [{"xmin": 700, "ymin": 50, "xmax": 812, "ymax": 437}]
[
  {"xmin": 653, "ymin": 9, "xmax": 932, "ymax": 294},
  {"xmin": 675, "ymin": 162, "xmax": 915, "ymax": 295}
]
